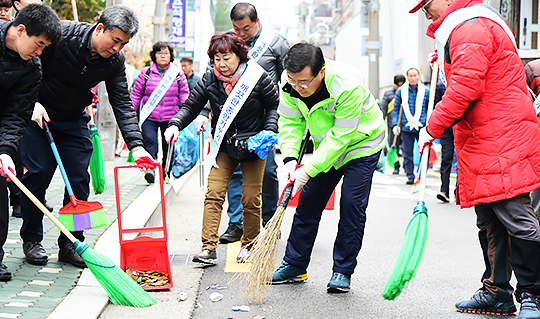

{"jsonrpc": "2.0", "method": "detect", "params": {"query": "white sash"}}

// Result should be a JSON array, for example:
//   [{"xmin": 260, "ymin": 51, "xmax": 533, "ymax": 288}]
[
  {"xmin": 204, "ymin": 61, "xmax": 265, "ymax": 177},
  {"xmin": 139, "ymin": 64, "xmax": 181, "ymax": 127},
  {"xmin": 248, "ymin": 27, "xmax": 276, "ymax": 63},
  {"xmin": 401, "ymin": 82, "xmax": 426, "ymax": 131},
  {"xmin": 434, "ymin": 4, "xmax": 516, "ymax": 86}
]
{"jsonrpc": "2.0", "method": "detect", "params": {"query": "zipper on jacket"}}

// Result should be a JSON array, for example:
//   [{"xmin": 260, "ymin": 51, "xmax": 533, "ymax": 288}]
[{"xmin": 81, "ymin": 65, "xmax": 87, "ymax": 75}]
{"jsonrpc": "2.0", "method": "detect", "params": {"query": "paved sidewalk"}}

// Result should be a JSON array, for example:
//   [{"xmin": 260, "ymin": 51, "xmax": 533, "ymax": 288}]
[{"xmin": 0, "ymin": 156, "xmax": 151, "ymax": 319}]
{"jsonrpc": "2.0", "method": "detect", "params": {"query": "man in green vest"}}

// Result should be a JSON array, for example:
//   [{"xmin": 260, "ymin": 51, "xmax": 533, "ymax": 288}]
[{"xmin": 272, "ymin": 43, "xmax": 385, "ymax": 293}]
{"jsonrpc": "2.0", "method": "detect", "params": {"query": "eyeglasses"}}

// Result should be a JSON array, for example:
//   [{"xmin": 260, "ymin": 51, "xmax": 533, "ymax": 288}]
[
  {"xmin": 421, "ymin": 0, "xmax": 434, "ymax": 14},
  {"xmin": 288, "ymin": 74, "xmax": 317, "ymax": 89},
  {"xmin": 0, "ymin": 8, "xmax": 11, "ymax": 14},
  {"xmin": 156, "ymin": 51, "xmax": 170, "ymax": 56}
]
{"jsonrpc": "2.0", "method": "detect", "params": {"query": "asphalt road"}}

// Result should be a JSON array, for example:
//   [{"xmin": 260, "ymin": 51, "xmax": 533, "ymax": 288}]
[{"xmin": 190, "ymin": 157, "xmax": 505, "ymax": 319}]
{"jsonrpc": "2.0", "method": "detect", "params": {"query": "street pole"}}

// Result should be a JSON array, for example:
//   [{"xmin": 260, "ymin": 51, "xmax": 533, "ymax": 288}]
[
  {"xmin": 367, "ymin": 0, "xmax": 380, "ymax": 99},
  {"xmin": 153, "ymin": 0, "xmax": 167, "ymax": 42}
]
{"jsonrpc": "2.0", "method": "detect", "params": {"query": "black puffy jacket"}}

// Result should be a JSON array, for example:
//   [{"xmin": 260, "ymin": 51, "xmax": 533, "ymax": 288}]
[
  {"xmin": 0, "ymin": 22, "xmax": 42, "ymax": 156},
  {"xmin": 38, "ymin": 20, "xmax": 142, "ymax": 149},
  {"xmin": 169, "ymin": 65, "xmax": 279, "ymax": 152}
]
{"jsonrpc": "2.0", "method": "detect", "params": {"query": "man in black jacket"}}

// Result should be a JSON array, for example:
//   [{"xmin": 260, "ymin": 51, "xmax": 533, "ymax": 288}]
[
  {"xmin": 19, "ymin": 5, "xmax": 152, "ymax": 268},
  {"xmin": 0, "ymin": 4, "xmax": 61, "ymax": 282}
]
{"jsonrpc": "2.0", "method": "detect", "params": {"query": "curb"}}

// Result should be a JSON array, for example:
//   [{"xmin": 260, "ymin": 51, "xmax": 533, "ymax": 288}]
[{"xmin": 47, "ymin": 169, "xmax": 195, "ymax": 319}]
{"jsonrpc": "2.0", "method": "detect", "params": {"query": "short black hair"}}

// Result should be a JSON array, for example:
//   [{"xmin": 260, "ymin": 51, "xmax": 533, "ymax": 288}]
[
  {"xmin": 406, "ymin": 68, "xmax": 420, "ymax": 76},
  {"xmin": 13, "ymin": 4, "xmax": 61, "ymax": 44},
  {"xmin": 283, "ymin": 42, "xmax": 325, "ymax": 76},
  {"xmin": 180, "ymin": 56, "xmax": 193, "ymax": 64},
  {"xmin": 394, "ymin": 74, "xmax": 405, "ymax": 85},
  {"xmin": 150, "ymin": 41, "xmax": 175, "ymax": 64},
  {"xmin": 230, "ymin": 2, "xmax": 257, "ymax": 22},
  {"xmin": 0, "ymin": 0, "xmax": 12, "ymax": 8}
]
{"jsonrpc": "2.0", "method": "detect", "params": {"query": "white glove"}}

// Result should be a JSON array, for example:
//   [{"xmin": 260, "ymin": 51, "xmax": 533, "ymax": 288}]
[
  {"xmin": 164, "ymin": 126, "xmax": 180, "ymax": 144},
  {"xmin": 131, "ymin": 147, "xmax": 158, "ymax": 172},
  {"xmin": 289, "ymin": 166, "xmax": 310, "ymax": 197},
  {"xmin": 418, "ymin": 127, "xmax": 435, "ymax": 155},
  {"xmin": 31, "ymin": 102, "xmax": 50, "ymax": 129},
  {"xmin": 193, "ymin": 115, "xmax": 209, "ymax": 132},
  {"xmin": 283, "ymin": 160, "xmax": 297, "ymax": 179},
  {"xmin": 427, "ymin": 49, "xmax": 438, "ymax": 68},
  {"xmin": 0, "ymin": 154, "xmax": 15, "ymax": 181},
  {"xmin": 392, "ymin": 126, "xmax": 400, "ymax": 136}
]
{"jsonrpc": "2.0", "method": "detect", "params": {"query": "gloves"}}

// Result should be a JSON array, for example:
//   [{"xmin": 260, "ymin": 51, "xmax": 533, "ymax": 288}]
[
  {"xmin": 283, "ymin": 160, "xmax": 297, "ymax": 179},
  {"xmin": 427, "ymin": 49, "xmax": 438, "ymax": 68},
  {"xmin": 392, "ymin": 126, "xmax": 400, "ymax": 136},
  {"xmin": 418, "ymin": 127, "xmax": 435, "ymax": 155},
  {"xmin": 0, "ymin": 154, "xmax": 15, "ymax": 181},
  {"xmin": 31, "ymin": 102, "xmax": 50, "ymax": 129},
  {"xmin": 164, "ymin": 126, "xmax": 180, "ymax": 144},
  {"xmin": 193, "ymin": 115, "xmax": 209, "ymax": 132},
  {"xmin": 289, "ymin": 165, "xmax": 310, "ymax": 197},
  {"xmin": 132, "ymin": 147, "xmax": 159, "ymax": 172}
]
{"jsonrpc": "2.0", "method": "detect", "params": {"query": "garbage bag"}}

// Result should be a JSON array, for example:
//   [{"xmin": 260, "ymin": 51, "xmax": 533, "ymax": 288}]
[{"xmin": 171, "ymin": 123, "xmax": 199, "ymax": 179}]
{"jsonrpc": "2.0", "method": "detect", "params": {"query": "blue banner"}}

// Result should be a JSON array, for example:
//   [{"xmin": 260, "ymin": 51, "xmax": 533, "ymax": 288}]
[{"xmin": 168, "ymin": 0, "xmax": 186, "ymax": 49}]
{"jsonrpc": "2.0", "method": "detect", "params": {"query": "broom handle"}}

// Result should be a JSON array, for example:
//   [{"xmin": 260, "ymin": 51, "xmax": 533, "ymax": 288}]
[
  {"xmin": 417, "ymin": 62, "xmax": 439, "ymax": 202},
  {"xmin": 278, "ymin": 131, "xmax": 312, "ymax": 208},
  {"xmin": 392, "ymin": 105, "xmax": 403, "ymax": 147},
  {"xmin": 71, "ymin": 0, "xmax": 78, "ymax": 21},
  {"xmin": 42, "ymin": 121, "xmax": 78, "ymax": 207},
  {"xmin": 4, "ymin": 169, "xmax": 78, "ymax": 242}
]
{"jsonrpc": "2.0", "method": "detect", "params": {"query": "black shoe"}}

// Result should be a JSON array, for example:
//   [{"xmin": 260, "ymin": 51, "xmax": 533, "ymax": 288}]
[
  {"xmin": 11, "ymin": 203, "xmax": 21, "ymax": 218},
  {"xmin": 219, "ymin": 224, "xmax": 243, "ymax": 243},
  {"xmin": 44, "ymin": 200, "xmax": 54, "ymax": 212},
  {"xmin": 23, "ymin": 241, "xmax": 48, "ymax": 265},
  {"xmin": 393, "ymin": 168, "xmax": 399, "ymax": 175},
  {"xmin": 0, "ymin": 263, "xmax": 11, "ymax": 282},
  {"xmin": 192, "ymin": 249, "xmax": 217, "ymax": 265},
  {"xmin": 144, "ymin": 172, "xmax": 155, "ymax": 184},
  {"xmin": 437, "ymin": 193, "xmax": 450, "ymax": 203},
  {"xmin": 406, "ymin": 178, "xmax": 415, "ymax": 185},
  {"xmin": 59, "ymin": 243, "xmax": 87, "ymax": 268}
]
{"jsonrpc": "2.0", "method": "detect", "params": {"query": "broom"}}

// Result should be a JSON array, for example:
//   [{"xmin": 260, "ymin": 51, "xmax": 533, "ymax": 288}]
[
  {"xmin": 42, "ymin": 122, "xmax": 109, "ymax": 232},
  {"xmin": 237, "ymin": 132, "xmax": 312, "ymax": 304},
  {"xmin": 88, "ymin": 103, "xmax": 107, "ymax": 194},
  {"xmin": 382, "ymin": 62, "xmax": 439, "ymax": 300},
  {"xmin": 386, "ymin": 104, "xmax": 403, "ymax": 168},
  {"xmin": 3, "ymin": 168, "xmax": 156, "ymax": 307}
]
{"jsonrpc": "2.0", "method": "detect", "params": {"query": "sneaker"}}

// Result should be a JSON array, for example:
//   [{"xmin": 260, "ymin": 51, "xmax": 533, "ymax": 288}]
[
  {"xmin": 393, "ymin": 168, "xmax": 399, "ymax": 175},
  {"xmin": 144, "ymin": 172, "xmax": 155, "ymax": 184},
  {"xmin": 219, "ymin": 224, "xmax": 243, "ymax": 243},
  {"xmin": 327, "ymin": 272, "xmax": 351, "ymax": 293},
  {"xmin": 437, "ymin": 193, "xmax": 450, "ymax": 203},
  {"xmin": 519, "ymin": 292, "xmax": 540, "ymax": 319},
  {"xmin": 192, "ymin": 249, "xmax": 217, "ymax": 265},
  {"xmin": 0, "ymin": 263, "xmax": 11, "ymax": 282},
  {"xmin": 59, "ymin": 243, "xmax": 87, "ymax": 268},
  {"xmin": 237, "ymin": 248, "xmax": 250, "ymax": 263},
  {"xmin": 406, "ymin": 178, "xmax": 415, "ymax": 185},
  {"xmin": 455, "ymin": 289, "xmax": 516, "ymax": 315},
  {"xmin": 271, "ymin": 261, "xmax": 307, "ymax": 284}
]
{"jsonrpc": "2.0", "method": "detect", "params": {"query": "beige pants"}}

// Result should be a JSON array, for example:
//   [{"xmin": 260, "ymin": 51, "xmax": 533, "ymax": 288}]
[{"xmin": 201, "ymin": 151, "xmax": 266, "ymax": 251}]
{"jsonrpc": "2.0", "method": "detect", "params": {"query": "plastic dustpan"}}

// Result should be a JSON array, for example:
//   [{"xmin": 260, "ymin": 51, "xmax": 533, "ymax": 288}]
[{"xmin": 114, "ymin": 164, "xmax": 173, "ymax": 291}]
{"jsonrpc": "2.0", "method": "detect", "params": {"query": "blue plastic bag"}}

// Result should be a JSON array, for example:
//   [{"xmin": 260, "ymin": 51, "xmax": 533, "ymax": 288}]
[
  {"xmin": 171, "ymin": 123, "xmax": 200, "ymax": 179},
  {"xmin": 247, "ymin": 130, "xmax": 278, "ymax": 160}
]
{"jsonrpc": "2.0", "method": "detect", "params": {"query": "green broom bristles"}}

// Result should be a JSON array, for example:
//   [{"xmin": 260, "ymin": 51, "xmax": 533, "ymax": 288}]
[
  {"xmin": 89, "ymin": 124, "xmax": 107, "ymax": 194},
  {"xmin": 127, "ymin": 151, "xmax": 135, "ymax": 163},
  {"xmin": 74, "ymin": 240, "xmax": 156, "ymax": 307},
  {"xmin": 58, "ymin": 208, "xmax": 109, "ymax": 232}
]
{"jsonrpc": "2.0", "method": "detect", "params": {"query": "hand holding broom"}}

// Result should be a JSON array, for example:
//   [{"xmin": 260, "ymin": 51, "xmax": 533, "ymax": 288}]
[{"xmin": 1, "ymin": 165, "xmax": 156, "ymax": 307}]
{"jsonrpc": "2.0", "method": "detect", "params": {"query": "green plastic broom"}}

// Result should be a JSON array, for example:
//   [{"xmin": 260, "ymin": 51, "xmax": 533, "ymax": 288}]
[
  {"xmin": 386, "ymin": 104, "xmax": 403, "ymax": 169},
  {"xmin": 382, "ymin": 62, "xmax": 439, "ymax": 300},
  {"xmin": 4, "ymin": 169, "xmax": 156, "ymax": 307},
  {"xmin": 88, "ymin": 106, "xmax": 107, "ymax": 194}
]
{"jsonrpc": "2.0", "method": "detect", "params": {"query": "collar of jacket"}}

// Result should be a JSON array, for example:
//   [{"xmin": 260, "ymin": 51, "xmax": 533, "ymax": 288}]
[
  {"xmin": 245, "ymin": 23, "xmax": 263, "ymax": 47},
  {"xmin": 426, "ymin": 0, "xmax": 482, "ymax": 38},
  {"xmin": 0, "ymin": 21, "xmax": 22, "ymax": 59},
  {"xmin": 77, "ymin": 22, "xmax": 98, "ymax": 53}
]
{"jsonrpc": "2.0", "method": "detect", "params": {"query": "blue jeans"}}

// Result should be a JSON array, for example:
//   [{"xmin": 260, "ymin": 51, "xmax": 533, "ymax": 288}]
[
  {"xmin": 401, "ymin": 131, "xmax": 419, "ymax": 179},
  {"xmin": 283, "ymin": 152, "xmax": 380, "ymax": 275},
  {"xmin": 226, "ymin": 149, "xmax": 279, "ymax": 228}
]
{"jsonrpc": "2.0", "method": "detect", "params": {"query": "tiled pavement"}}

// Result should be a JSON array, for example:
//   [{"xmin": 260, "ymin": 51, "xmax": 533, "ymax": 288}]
[{"xmin": 0, "ymin": 156, "xmax": 150, "ymax": 319}]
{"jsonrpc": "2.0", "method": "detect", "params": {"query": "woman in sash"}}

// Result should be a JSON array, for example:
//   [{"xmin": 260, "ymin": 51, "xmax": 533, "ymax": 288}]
[
  {"xmin": 131, "ymin": 41, "xmax": 190, "ymax": 183},
  {"xmin": 164, "ymin": 32, "xmax": 279, "ymax": 265}
]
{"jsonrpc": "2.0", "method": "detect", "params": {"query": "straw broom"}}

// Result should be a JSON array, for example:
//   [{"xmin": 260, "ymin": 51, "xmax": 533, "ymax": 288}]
[
  {"xmin": 3, "ymin": 168, "xmax": 157, "ymax": 307},
  {"xmin": 382, "ymin": 62, "xmax": 439, "ymax": 300},
  {"xmin": 237, "ymin": 133, "xmax": 311, "ymax": 304}
]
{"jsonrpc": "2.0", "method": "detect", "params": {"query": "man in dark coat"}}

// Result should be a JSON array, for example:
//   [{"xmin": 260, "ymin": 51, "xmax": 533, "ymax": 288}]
[
  {"xmin": 19, "ymin": 5, "xmax": 153, "ymax": 269},
  {"xmin": 0, "ymin": 4, "xmax": 61, "ymax": 282},
  {"xmin": 379, "ymin": 74, "xmax": 405, "ymax": 174}
]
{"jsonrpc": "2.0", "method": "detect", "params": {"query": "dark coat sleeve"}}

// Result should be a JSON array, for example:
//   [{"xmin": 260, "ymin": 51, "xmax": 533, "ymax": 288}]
[
  {"xmin": 169, "ymin": 71, "xmax": 211, "ymax": 131},
  {"xmin": 258, "ymin": 72, "xmax": 279, "ymax": 133}
]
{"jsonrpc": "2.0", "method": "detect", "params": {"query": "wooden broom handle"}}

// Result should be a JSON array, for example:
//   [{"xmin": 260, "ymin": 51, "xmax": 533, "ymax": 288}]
[
  {"xmin": 5, "ymin": 169, "xmax": 78, "ymax": 243},
  {"xmin": 392, "ymin": 104, "xmax": 403, "ymax": 147},
  {"xmin": 418, "ymin": 62, "xmax": 439, "ymax": 202},
  {"xmin": 71, "ymin": 0, "xmax": 78, "ymax": 21}
]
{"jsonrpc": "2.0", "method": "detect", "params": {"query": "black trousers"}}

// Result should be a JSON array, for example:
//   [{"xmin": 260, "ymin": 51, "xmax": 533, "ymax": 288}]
[
  {"xmin": 439, "ymin": 128, "xmax": 454, "ymax": 195},
  {"xmin": 20, "ymin": 115, "xmax": 92, "ymax": 248}
]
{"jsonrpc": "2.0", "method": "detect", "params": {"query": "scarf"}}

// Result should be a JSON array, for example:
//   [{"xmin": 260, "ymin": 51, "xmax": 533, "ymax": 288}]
[
  {"xmin": 214, "ymin": 62, "xmax": 247, "ymax": 96},
  {"xmin": 401, "ymin": 81, "xmax": 426, "ymax": 131}
]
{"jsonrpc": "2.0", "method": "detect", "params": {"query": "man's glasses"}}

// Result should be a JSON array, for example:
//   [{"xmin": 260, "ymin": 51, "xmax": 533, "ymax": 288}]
[
  {"xmin": 421, "ymin": 0, "xmax": 434, "ymax": 14},
  {"xmin": 288, "ymin": 74, "xmax": 317, "ymax": 89},
  {"xmin": 0, "ymin": 7, "xmax": 11, "ymax": 14}
]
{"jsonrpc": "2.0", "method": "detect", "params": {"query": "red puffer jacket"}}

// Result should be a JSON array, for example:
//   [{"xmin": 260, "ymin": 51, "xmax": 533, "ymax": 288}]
[{"xmin": 425, "ymin": 0, "xmax": 540, "ymax": 208}]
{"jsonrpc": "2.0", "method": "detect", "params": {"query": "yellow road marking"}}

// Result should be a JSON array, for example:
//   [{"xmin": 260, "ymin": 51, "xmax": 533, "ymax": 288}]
[{"xmin": 223, "ymin": 241, "xmax": 251, "ymax": 273}]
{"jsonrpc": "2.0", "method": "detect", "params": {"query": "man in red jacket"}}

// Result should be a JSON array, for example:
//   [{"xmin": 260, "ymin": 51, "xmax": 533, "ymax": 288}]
[{"xmin": 412, "ymin": 0, "xmax": 540, "ymax": 318}]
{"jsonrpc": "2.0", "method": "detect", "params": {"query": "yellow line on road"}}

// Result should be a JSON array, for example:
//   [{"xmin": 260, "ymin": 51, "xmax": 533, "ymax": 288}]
[{"xmin": 224, "ymin": 241, "xmax": 251, "ymax": 273}]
